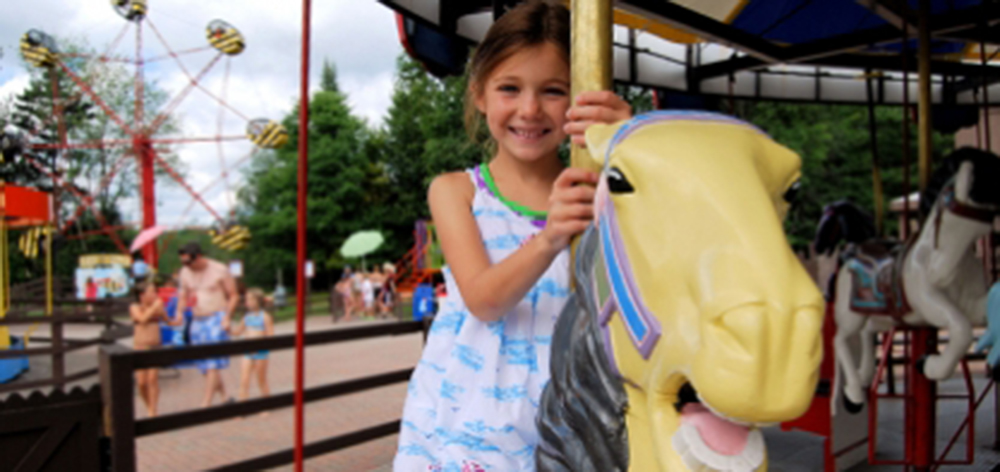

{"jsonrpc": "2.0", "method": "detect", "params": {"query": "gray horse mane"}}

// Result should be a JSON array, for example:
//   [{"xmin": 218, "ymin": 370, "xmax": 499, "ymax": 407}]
[{"xmin": 536, "ymin": 225, "xmax": 629, "ymax": 471}]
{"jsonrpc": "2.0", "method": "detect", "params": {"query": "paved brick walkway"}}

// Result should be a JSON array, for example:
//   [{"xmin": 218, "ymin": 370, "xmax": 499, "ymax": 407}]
[{"xmin": 135, "ymin": 317, "xmax": 423, "ymax": 472}]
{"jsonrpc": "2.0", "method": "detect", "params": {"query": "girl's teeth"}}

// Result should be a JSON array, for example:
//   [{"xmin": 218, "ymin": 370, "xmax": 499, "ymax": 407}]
[{"xmin": 514, "ymin": 129, "xmax": 544, "ymax": 138}]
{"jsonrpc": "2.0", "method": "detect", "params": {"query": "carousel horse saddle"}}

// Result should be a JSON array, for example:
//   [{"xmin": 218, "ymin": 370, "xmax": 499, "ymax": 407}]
[{"xmin": 844, "ymin": 241, "xmax": 911, "ymax": 317}]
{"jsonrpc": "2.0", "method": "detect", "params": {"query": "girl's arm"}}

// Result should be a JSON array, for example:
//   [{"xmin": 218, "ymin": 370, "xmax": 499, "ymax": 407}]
[
  {"xmin": 429, "ymin": 169, "xmax": 596, "ymax": 322},
  {"xmin": 130, "ymin": 304, "xmax": 143, "ymax": 323},
  {"xmin": 264, "ymin": 312, "xmax": 275, "ymax": 337},
  {"xmin": 144, "ymin": 299, "xmax": 165, "ymax": 323},
  {"xmin": 230, "ymin": 317, "xmax": 245, "ymax": 337},
  {"xmin": 132, "ymin": 300, "xmax": 163, "ymax": 323}
]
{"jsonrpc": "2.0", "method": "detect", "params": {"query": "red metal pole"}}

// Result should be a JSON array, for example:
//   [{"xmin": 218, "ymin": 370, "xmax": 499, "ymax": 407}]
[
  {"xmin": 139, "ymin": 139, "xmax": 157, "ymax": 268},
  {"xmin": 910, "ymin": 328, "xmax": 937, "ymax": 471},
  {"xmin": 135, "ymin": 20, "xmax": 159, "ymax": 269},
  {"xmin": 136, "ymin": 19, "xmax": 144, "ymax": 129},
  {"xmin": 295, "ymin": 0, "xmax": 312, "ymax": 468}
]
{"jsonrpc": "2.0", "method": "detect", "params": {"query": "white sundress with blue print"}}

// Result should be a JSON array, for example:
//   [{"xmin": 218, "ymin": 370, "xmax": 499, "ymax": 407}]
[{"xmin": 394, "ymin": 165, "xmax": 571, "ymax": 472}]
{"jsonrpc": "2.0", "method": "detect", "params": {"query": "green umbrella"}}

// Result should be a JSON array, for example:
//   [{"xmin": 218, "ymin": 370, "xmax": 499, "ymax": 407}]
[{"xmin": 339, "ymin": 230, "xmax": 384, "ymax": 270}]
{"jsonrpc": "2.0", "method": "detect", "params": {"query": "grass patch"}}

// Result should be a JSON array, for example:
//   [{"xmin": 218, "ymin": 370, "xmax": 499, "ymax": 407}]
[
  {"xmin": 268, "ymin": 291, "xmax": 418, "ymax": 323},
  {"xmin": 272, "ymin": 292, "xmax": 331, "ymax": 323}
]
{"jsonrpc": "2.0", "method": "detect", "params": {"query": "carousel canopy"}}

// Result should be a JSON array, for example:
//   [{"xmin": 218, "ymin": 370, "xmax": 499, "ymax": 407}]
[{"xmin": 379, "ymin": 0, "xmax": 1000, "ymax": 105}]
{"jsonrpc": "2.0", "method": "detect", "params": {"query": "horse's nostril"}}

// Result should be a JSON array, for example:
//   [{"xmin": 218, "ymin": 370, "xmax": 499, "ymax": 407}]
[{"xmin": 707, "ymin": 303, "xmax": 766, "ymax": 358}]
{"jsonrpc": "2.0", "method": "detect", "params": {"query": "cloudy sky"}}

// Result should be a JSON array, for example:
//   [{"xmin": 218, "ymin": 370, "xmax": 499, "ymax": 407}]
[{"xmin": 0, "ymin": 0, "xmax": 403, "ymax": 227}]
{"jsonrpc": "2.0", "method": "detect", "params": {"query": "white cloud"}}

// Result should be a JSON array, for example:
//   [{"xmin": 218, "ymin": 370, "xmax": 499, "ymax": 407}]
[
  {"xmin": 0, "ymin": 73, "xmax": 30, "ymax": 103},
  {"xmin": 0, "ymin": 0, "xmax": 404, "ymax": 228}
]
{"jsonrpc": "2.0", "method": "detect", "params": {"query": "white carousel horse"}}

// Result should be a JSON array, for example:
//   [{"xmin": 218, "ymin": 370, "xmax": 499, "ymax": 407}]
[{"xmin": 816, "ymin": 148, "xmax": 1000, "ymax": 410}]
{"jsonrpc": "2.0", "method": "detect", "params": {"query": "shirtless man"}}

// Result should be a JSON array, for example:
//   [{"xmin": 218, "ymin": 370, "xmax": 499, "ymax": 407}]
[{"xmin": 176, "ymin": 242, "xmax": 239, "ymax": 407}]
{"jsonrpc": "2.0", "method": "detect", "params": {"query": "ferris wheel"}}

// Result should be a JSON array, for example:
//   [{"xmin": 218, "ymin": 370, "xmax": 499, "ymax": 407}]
[{"xmin": 4, "ymin": 0, "xmax": 288, "ymax": 267}]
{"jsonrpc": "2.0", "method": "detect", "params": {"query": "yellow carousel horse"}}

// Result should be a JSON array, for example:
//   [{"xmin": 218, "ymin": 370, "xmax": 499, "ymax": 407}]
[{"xmin": 538, "ymin": 111, "xmax": 824, "ymax": 472}]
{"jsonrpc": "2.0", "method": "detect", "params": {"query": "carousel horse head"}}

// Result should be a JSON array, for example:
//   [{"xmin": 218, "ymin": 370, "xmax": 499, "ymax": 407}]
[
  {"xmin": 814, "ymin": 200, "xmax": 877, "ymax": 256},
  {"xmin": 538, "ymin": 112, "xmax": 824, "ymax": 472},
  {"xmin": 918, "ymin": 147, "xmax": 1000, "ymax": 287}
]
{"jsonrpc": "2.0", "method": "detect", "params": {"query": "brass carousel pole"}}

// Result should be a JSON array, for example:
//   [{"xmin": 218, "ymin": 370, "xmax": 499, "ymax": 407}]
[
  {"xmin": 917, "ymin": 0, "xmax": 933, "ymax": 191},
  {"xmin": 570, "ymin": 0, "xmax": 613, "ymax": 173},
  {"xmin": 569, "ymin": 0, "xmax": 613, "ymax": 280}
]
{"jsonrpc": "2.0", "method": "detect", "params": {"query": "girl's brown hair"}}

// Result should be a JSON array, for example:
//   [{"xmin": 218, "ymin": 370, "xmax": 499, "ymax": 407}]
[
  {"xmin": 133, "ymin": 280, "xmax": 157, "ymax": 302},
  {"xmin": 464, "ymin": 0, "xmax": 570, "ymax": 144},
  {"xmin": 245, "ymin": 288, "xmax": 268, "ymax": 308}
]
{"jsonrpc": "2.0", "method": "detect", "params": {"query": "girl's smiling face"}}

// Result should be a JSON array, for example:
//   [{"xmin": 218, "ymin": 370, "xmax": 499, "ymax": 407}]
[{"xmin": 475, "ymin": 42, "xmax": 570, "ymax": 164}]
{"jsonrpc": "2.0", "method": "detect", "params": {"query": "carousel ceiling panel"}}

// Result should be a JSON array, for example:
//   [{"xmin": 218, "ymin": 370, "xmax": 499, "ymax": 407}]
[{"xmin": 378, "ymin": 0, "xmax": 1000, "ymax": 104}]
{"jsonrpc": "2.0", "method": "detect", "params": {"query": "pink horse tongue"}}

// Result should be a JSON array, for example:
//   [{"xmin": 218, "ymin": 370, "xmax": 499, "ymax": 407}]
[{"xmin": 680, "ymin": 403, "xmax": 751, "ymax": 456}]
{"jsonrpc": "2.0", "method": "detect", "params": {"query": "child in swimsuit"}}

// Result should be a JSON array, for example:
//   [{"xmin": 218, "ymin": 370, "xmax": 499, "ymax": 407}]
[
  {"xmin": 232, "ymin": 288, "xmax": 274, "ymax": 404},
  {"xmin": 130, "ymin": 280, "xmax": 178, "ymax": 417}
]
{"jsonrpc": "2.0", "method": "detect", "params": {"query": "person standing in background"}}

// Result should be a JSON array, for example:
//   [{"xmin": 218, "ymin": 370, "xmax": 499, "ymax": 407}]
[
  {"xmin": 176, "ymin": 242, "xmax": 239, "ymax": 407},
  {"xmin": 132, "ymin": 253, "xmax": 150, "ymax": 283}
]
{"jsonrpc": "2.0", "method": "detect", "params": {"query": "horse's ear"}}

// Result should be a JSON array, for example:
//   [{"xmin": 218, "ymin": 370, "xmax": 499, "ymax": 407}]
[{"xmin": 584, "ymin": 122, "xmax": 619, "ymax": 167}]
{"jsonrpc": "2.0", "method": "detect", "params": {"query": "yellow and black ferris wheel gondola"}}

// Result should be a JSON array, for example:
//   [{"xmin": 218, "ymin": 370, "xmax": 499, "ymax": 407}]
[
  {"xmin": 17, "ymin": 226, "xmax": 50, "ymax": 260},
  {"xmin": 20, "ymin": 29, "xmax": 59, "ymax": 69},
  {"xmin": 209, "ymin": 224, "xmax": 251, "ymax": 251},
  {"xmin": 247, "ymin": 118, "xmax": 288, "ymax": 149},
  {"xmin": 110, "ymin": 0, "xmax": 147, "ymax": 21},
  {"xmin": 206, "ymin": 20, "xmax": 245, "ymax": 56}
]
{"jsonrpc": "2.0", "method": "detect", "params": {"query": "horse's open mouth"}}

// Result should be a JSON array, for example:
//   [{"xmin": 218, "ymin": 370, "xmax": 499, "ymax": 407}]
[{"xmin": 671, "ymin": 382, "xmax": 765, "ymax": 472}]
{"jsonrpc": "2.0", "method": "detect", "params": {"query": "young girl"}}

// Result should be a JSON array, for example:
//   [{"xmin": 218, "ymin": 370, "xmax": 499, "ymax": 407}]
[
  {"xmin": 377, "ymin": 262, "xmax": 397, "ymax": 319},
  {"xmin": 361, "ymin": 272, "xmax": 376, "ymax": 318},
  {"xmin": 130, "ymin": 280, "xmax": 175, "ymax": 418},
  {"xmin": 394, "ymin": 2, "xmax": 631, "ymax": 470},
  {"xmin": 336, "ymin": 269, "xmax": 356, "ymax": 322},
  {"xmin": 232, "ymin": 288, "xmax": 274, "ymax": 403}
]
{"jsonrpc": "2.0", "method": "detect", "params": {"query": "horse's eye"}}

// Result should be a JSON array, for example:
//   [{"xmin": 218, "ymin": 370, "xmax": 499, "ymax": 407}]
[
  {"xmin": 608, "ymin": 167, "xmax": 634, "ymax": 194},
  {"xmin": 783, "ymin": 181, "xmax": 801, "ymax": 204}
]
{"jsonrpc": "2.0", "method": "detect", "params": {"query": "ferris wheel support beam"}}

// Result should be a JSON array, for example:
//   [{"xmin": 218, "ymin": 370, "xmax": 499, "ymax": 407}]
[
  {"xmin": 136, "ymin": 19, "xmax": 145, "ymax": 130},
  {"xmin": 56, "ymin": 60, "xmax": 135, "ymax": 137},
  {"xmin": 50, "ymin": 69, "xmax": 67, "ymax": 233},
  {"xmin": 29, "ymin": 139, "xmax": 133, "ymax": 150},
  {"xmin": 22, "ymin": 154, "xmax": 129, "ymax": 254},
  {"xmin": 145, "ymin": 46, "xmax": 214, "ymax": 64},
  {"xmin": 149, "ymin": 149, "xmax": 226, "ymax": 224},
  {"xmin": 146, "ymin": 17, "xmax": 250, "ymax": 121},
  {"xmin": 137, "ymin": 137, "xmax": 158, "ymax": 267},
  {"xmin": 147, "ymin": 52, "xmax": 224, "ymax": 135},
  {"xmin": 159, "ymin": 149, "xmax": 257, "ymax": 252},
  {"xmin": 150, "ymin": 135, "xmax": 245, "ymax": 145},
  {"xmin": 59, "ymin": 154, "xmax": 131, "ymax": 234},
  {"xmin": 218, "ymin": 57, "xmax": 235, "ymax": 214}
]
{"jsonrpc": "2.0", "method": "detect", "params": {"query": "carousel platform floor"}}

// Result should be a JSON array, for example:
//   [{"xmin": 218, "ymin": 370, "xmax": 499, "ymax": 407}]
[{"xmin": 769, "ymin": 376, "xmax": 1000, "ymax": 471}]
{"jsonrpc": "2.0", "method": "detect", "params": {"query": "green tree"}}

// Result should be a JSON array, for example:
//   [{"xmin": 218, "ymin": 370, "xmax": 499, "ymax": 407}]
[
  {"xmin": 320, "ymin": 59, "xmax": 339, "ymax": 93},
  {"xmin": 740, "ymin": 102, "xmax": 953, "ymax": 248},
  {"xmin": 376, "ymin": 55, "xmax": 484, "ymax": 262},
  {"xmin": 239, "ymin": 66, "xmax": 373, "ymax": 287}
]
